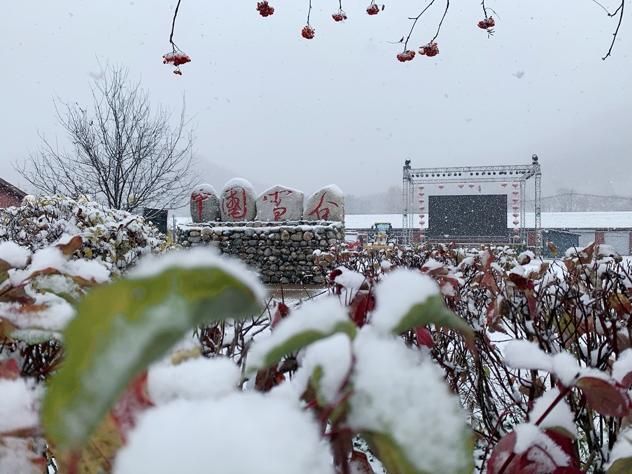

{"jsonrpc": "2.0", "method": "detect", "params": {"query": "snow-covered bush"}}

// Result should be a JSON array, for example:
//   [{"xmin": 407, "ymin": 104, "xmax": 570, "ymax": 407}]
[
  {"xmin": 3, "ymin": 238, "xmax": 632, "ymax": 473},
  {"xmin": 0, "ymin": 195, "xmax": 167, "ymax": 273}
]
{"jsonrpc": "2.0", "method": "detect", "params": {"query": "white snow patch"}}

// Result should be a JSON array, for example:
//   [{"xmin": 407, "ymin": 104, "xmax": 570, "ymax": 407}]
[
  {"xmin": 247, "ymin": 297, "xmax": 348, "ymax": 371},
  {"xmin": 0, "ymin": 378, "xmax": 40, "ymax": 433},
  {"xmin": 370, "ymin": 269, "xmax": 439, "ymax": 334},
  {"xmin": 129, "ymin": 247, "xmax": 266, "ymax": 302},
  {"xmin": 503, "ymin": 340, "xmax": 553, "ymax": 372},
  {"xmin": 529, "ymin": 388, "xmax": 576, "ymax": 437},
  {"xmin": 114, "ymin": 393, "xmax": 334, "ymax": 474},
  {"xmin": 348, "ymin": 328, "xmax": 470, "ymax": 473},
  {"xmin": 0, "ymin": 242, "xmax": 30, "ymax": 268},
  {"xmin": 148, "ymin": 357, "xmax": 240, "ymax": 405},
  {"xmin": 613, "ymin": 349, "xmax": 632, "ymax": 384},
  {"xmin": 514, "ymin": 424, "xmax": 569, "ymax": 467},
  {"xmin": 292, "ymin": 333, "xmax": 353, "ymax": 404}
]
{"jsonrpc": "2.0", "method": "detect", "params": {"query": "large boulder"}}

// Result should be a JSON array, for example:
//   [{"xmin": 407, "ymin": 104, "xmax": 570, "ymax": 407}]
[
  {"xmin": 256, "ymin": 185, "xmax": 304, "ymax": 222},
  {"xmin": 304, "ymin": 185, "xmax": 344, "ymax": 221},
  {"xmin": 220, "ymin": 178, "xmax": 257, "ymax": 222},
  {"xmin": 190, "ymin": 184, "xmax": 220, "ymax": 223}
]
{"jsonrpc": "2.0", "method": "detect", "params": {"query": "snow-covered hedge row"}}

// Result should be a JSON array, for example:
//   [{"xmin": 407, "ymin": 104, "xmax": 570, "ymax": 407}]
[{"xmin": 0, "ymin": 195, "xmax": 167, "ymax": 273}]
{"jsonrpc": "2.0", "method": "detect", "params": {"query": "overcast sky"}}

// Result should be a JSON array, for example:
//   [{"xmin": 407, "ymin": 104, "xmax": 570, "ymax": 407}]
[{"xmin": 2, "ymin": 0, "xmax": 631, "ymax": 200}]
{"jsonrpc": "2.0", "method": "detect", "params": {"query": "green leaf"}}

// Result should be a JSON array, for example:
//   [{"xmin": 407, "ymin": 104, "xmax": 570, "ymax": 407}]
[
  {"xmin": 42, "ymin": 265, "xmax": 262, "ymax": 450},
  {"xmin": 608, "ymin": 457, "xmax": 632, "ymax": 474},
  {"xmin": 249, "ymin": 321, "xmax": 356, "ymax": 372},
  {"xmin": 392, "ymin": 295, "xmax": 474, "ymax": 344},
  {"xmin": 362, "ymin": 432, "xmax": 426, "ymax": 474}
]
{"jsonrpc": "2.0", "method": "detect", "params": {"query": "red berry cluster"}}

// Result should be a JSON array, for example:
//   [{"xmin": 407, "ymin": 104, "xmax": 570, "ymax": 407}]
[
  {"xmin": 301, "ymin": 25, "xmax": 315, "ymax": 39},
  {"xmin": 396, "ymin": 50, "xmax": 415, "ymax": 62},
  {"xmin": 332, "ymin": 10, "xmax": 348, "ymax": 22},
  {"xmin": 162, "ymin": 52, "xmax": 191, "ymax": 75},
  {"xmin": 256, "ymin": 1, "xmax": 275, "ymax": 17},
  {"xmin": 419, "ymin": 41, "xmax": 439, "ymax": 57},
  {"xmin": 366, "ymin": 3, "xmax": 380, "ymax": 15},
  {"xmin": 477, "ymin": 17, "xmax": 495, "ymax": 29}
]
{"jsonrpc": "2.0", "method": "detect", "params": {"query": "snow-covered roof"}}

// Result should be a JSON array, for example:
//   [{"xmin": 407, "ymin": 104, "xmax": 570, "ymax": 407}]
[
  {"xmin": 175, "ymin": 212, "xmax": 632, "ymax": 231},
  {"xmin": 345, "ymin": 212, "xmax": 632, "ymax": 230}
]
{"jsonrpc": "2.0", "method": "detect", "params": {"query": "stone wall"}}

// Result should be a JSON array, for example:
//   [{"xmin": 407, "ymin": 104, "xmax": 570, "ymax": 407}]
[{"xmin": 177, "ymin": 221, "xmax": 344, "ymax": 284}]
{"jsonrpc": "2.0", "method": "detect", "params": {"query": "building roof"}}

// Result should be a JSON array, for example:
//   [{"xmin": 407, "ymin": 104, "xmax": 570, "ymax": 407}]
[
  {"xmin": 175, "ymin": 212, "xmax": 632, "ymax": 231},
  {"xmin": 0, "ymin": 178, "xmax": 26, "ymax": 199},
  {"xmin": 345, "ymin": 212, "xmax": 632, "ymax": 230}
]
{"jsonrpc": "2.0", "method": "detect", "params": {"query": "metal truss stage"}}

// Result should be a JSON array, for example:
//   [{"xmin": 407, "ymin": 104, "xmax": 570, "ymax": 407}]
[{"xmin": 402, "ymin": 155, "xmax": 542, "ymax": 251}]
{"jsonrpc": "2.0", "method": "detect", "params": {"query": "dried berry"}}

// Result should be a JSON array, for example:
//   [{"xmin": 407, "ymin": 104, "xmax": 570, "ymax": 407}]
[
  {"xmin": 419, "ymin": 41, "xmax": 439, "ymax": 57},
  {"xmin": 256, "ymin": 1, "xmax": 275, "ymax": 17},
  {"xmin": 301, "ymin": 25, "xmax": 315, "ymax": 39},
  {"xmin": 396, "ymin": 50, "xmax": 416, "ymax": 62},
  {"xmin": 332, "ymin": 10, "xmax": 347, "ymax": 22},
  {"xmin": 477, "ymin": 17, "xmax": 495, "ymax": 29},
  {"xmin": 366, "ymin": 3, "xmax": 380, "ymax": 15}
]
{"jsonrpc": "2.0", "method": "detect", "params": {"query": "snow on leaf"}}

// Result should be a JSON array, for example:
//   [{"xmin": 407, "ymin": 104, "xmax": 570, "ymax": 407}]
[
  {"xmin": 371, "ymin": 269, "xmax": 473, "ymax": 343},
  {"xmin": 113, "ymin": 393, "xmax": 334, "ymax": 474},
  {"xmin": 503, "ymin": 340, "xmax": 553, "ymax": 371},
  {"xmin": 292, "ymin": 333, "xmax": 353, "ymax": 405},
  {"xmin": 147, "ymin": 357, "xmax": 240, "ymax": 405},
  {"xmin": 348, "ymin": 329, "xmax": 472, "ymax": 474},
  {"xmin": 247, "ymin": 297, "xmax": 356, "ymax": 373},
  {"xmin": 613, "ymin": 349, "xmax": 632, "ymax": 388},
  {"xmin": 42, "ymin": 254, "xmax": 263, "ymax": 450}
]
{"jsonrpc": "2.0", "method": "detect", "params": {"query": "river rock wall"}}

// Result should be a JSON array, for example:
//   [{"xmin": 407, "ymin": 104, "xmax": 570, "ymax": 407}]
[{"xmin": 177, "ymin": 221, "xmax": 344, "ymax": 284}]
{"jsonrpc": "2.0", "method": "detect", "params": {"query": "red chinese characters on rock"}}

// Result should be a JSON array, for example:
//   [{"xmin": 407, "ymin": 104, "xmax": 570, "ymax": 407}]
[
  {"xmin": 304, "ymin": 185, "xmax": 344, "ymax": 222},
  {"xmin": 263, "ymin": 190, "xmax": 293, "ymax": 221},
  {"xmin": 224, "ymin": 188, "xmax": 247, "ymax": 220},
  {"xmin": 220, "ymin": 179, "xmax": 256, "ymax": 222},
  {"xmin": 189, "ymin": 184, "xmax": 219, "ymax": 223},
  {"xmin": 256, "ymin": 185, "xmax": 304, "ymax": 221},
  {"xmin": 307, "ymin": 193, "xmax": 338, "ymax": 220}
]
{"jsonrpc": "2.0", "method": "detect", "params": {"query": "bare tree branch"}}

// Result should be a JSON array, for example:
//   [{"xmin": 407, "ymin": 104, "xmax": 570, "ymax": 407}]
[
  {"xmin": 16, "ymin": 65, "xmax": 195, "ymax": 212},
  {"xmin": 602, "ymin": 0, "xmax": 625, "ymax": 60}
]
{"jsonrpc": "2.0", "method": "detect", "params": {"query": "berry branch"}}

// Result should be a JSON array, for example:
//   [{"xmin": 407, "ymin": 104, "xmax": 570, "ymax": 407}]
[
  {"xmin": 602, "ymin": 0, "xmax": 625, "ymax": 60},
  {"xmin": 163, "ymin": 0, "xmax": 191, "ymax": 75},
  {"xmin": 169, "ymin": 0, "xmax": 183, "ymax": 52},
  {"xmin": 402, "ymin": 0, "xmax": 437, "ymax": 52},
  {"xmin": 302, "ymin": 0, "xmax": 315, "ymax": 39},
  {"xmin": 430, "ymin": 0, "xmax": 450, "ymax": 43}
]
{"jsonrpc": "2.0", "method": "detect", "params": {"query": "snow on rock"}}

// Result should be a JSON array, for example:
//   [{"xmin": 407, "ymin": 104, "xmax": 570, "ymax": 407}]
[
  {"xmin": 256, "ymin": 185, "xmax": 304, "ymax": 221},
  {"xmin": 190, "ymin": 184, "xmax": 220, "ymax": 223},
  {"xmin": 247, "ymin": 297, "xmax": 348, "ymax": 372},
  {"xmin": 304, "ymin": 185, "xmax": 344, "ymax": 222},
  {"xmin": 370, "ymin": 269, "xmax": 439, "ymax": 334},
  {"xmin": 129, "ymin": 247, "xmax": 266, "ymax": 302},
  {"xmin": 114, "ymin": 392, "xmax": 334, "ymax": 474},
  {"xmin": 529, "ymin": 388, "xmax": 576, "ymax": 437},
  {"xmin": 220, "ymin": 178, "xmax": 256, "ymax": 222},
  {"xmin": 0, "ymin": 378, "xmax": 40, "ymax": 433},
  {"xmin": 292, "ymin": 333, "xmax": 353, "ymax": 404},
  {"xmin": 0, "ymin": 242, "xmax": 30, "ymax": 268},
  {"xmin": 503, "ymin": 340, "xmax": 553, "ymax": 372},
  {"xmin": 148, "ymin": 357, "xmax": 240, "ymax": 405},
  {"xmin": 348, "ymin": 328, "xmax": 470, "ymax": 473}
]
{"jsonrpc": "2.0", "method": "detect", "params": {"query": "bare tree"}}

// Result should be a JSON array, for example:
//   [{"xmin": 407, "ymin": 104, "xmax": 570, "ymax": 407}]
[{"xmin": 17, "ymin": 65, "xmax": 195, "ymax": 212}]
